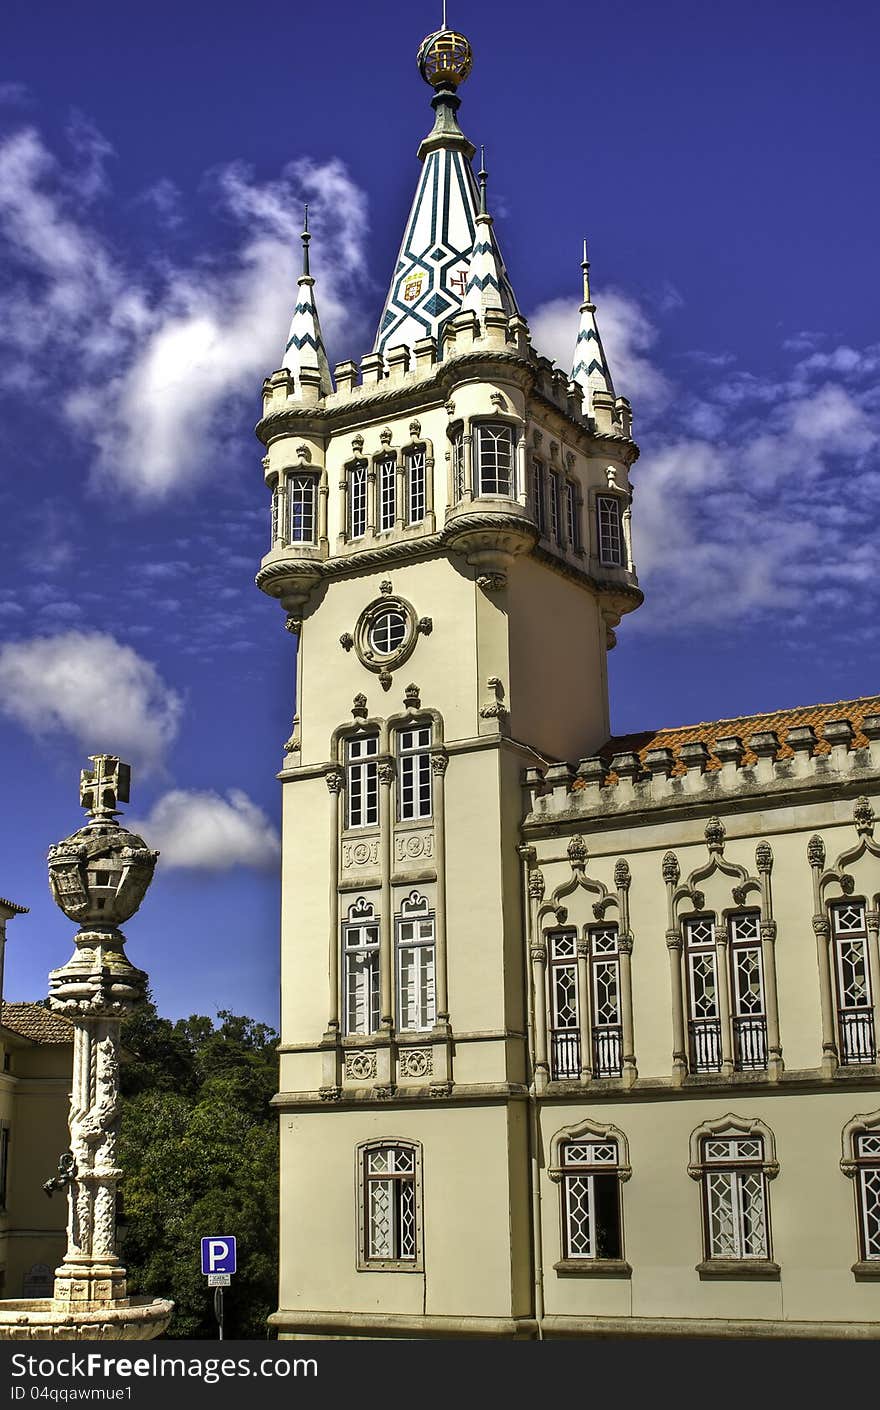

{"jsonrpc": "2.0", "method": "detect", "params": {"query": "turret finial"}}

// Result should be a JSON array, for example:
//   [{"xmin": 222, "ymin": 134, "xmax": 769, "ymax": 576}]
[
  {"xmin": 301, "ymin": 204, "xmax": 311, "ymax": 278},
  {"xmin": 581, "ymin": 237, "xmax": 591, "ymax": 305},
  {"xmin": 441, "ymin": 0, "xmax": 448, "ymax": 31},
  {"xmin": 479, "ymin": 146, "xmax": 488, "ymax": 215}
]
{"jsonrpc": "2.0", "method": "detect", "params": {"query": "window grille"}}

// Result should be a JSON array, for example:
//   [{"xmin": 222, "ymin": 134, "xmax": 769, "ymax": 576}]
[
  {"xmin": 548, "ymin": 930, "xmax": 580, "ymax": 1079},
  {"xmin": 684, "ymin": 917, "xmax": 722, "ymax": 1072},
  {"xmin": 344, "ymin": 909, "xmax": 380, "ymax": 1035},
  {"xmin": 475, "ymin": 423, "xmax": 514, "ymax": 497},
  {"xmin": 368, "ymin": 610, "xmax": 407, "ymax": 657},
  {"xmin": 406, "ymin": 447, "xmax": 427, "ymax": 524},
  {"xmin": 590, "ymin": 926, "xmax": 623, "ymax": 1077},
  {"xmin": 566, "ymin": 481, "xmax": 580, "ymax": 550},
  {"xmin": 378, "ymin": 456, "xmax": 396, "ymax": 532},
  {"xmin": 561, "ymin": 1139, "xmax": 623, "ymax": 1259},
  {"xmin": 597, "ymin": 494, "xmax": 624, "ymax": 566},
  {"xmin": 348, "ymin": 463, "xmax": 368, "ymax": 539},
  {"xmin": 397, "ymin": 725, "xmax": 432, "ymax": 820},
  {"xmin": 831, "ymin": 902, "xmax": 876, "ymax": 1064},
  {"xmin": 702, "ymin": 1136, "xmax": 769, "ymax": 1259},
  {"xmin": 855, "ymin": 1132, "xmax": 880, "ymax": 1260},
  {"xmin": 532, "ymin": 461, "xmax": 546, "ymax": 534},
  {"xmin": 729, "ymin": 912, "xmax": 768, "ymax": 1070},
  {"xmin": 451, "ymin": 428, "xmax": 465, "ymax": 502},
  {"xmin": 397, "ymin": 904, "xmax": 436, "ymax": 1031},
  {"xmin": 288, "ymin": 474, "xmax": 317, "ymax": 544},
  {"xmin": 549, "ymin": 471, "xmax": 562, "ymax": 543},
  {"xmin": 363, "ymin": 1145, "xmax": 418, "ymax": 1262},
  {"xmin": 346, "ymin": 735, "xmax": 379, "ymax": 829}
]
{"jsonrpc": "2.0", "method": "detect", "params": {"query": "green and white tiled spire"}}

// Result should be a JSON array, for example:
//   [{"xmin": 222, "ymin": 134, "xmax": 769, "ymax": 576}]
[
  {"xmin": 571, "ymin": 240, "xmax": 615, "ymax": 411},
  {"xmin": 375, "ymin": 27, "xmax": 518, "ymax": 356},
  {"xmin": 281, "ymin": 207, "xmax": 332, "ymax": 397},
  {"xmin": 461, "ymin": 154, "xmax": 518, "ymax": 319}
]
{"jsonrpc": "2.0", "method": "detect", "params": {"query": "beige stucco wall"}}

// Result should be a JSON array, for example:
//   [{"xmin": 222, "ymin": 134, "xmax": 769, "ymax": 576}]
[{"xmin": 0, "ymin": 1034, "xmax": 69, "ymax": 1297}]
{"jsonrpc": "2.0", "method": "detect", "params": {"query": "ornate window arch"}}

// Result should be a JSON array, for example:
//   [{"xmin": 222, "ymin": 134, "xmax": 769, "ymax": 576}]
[
  {"xmin": 688, "ymin": 1114, "xmax": 779, "ymax": 1271},
  {"xmin": 549, "ymin": 1118, "xmax": 631, "ymax": 1271},
  {"xmin": 840, "ymin": 1109, "xmax": 880, "ymax": 1267},
  {"xmin": 356, "ymin": 1138, "xmax": 424, "ymax": 1271}
]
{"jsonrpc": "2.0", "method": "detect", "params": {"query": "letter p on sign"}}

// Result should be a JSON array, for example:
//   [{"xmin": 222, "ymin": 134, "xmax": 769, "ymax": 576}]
[{"xmin": 201, "ymin": 1236, "xmax": 237, "ymax": 1275}]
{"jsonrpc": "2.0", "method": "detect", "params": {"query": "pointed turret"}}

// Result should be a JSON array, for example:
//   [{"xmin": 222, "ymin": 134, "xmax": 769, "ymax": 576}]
[
  {"xmin": 570, "ymin": 239, "xmax": 615, "ymax": 414},
  {"xmin": 375, "ymin": 27, "xmax": 517, "ymax": 356},
  {"xmin": 281, "ymin": 207, "xmax": 332, "ymax": 398},
  {"xmin": 460, "ymin": 153, "xmax": 519, "ymax": 320}
]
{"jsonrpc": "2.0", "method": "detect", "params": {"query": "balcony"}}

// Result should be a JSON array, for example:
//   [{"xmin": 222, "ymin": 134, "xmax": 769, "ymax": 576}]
[
  {"xmin": 593, "ymin": 1025, "xmax": 623, "ymax": 1078},
  {"xmin": 839, "ymin": 1008, "xmax": 877, "ymax": 1065},
  {"xmin": 688, "ymin": 1018, "xmax": 722, "ymax": 1073},
  {"xmin": 550, "ymin": 1028, "xmax": 580, "ymax": 1080},
  {"xmin": 733, "ymin": 1015, "xmax": 768, "ymax": 1071}
]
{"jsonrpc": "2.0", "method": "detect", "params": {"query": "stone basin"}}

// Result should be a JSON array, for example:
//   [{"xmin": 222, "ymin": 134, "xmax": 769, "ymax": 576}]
[{"xmin": 0, "ymin": 1296, "xmax": 173, "ymax": 1341}]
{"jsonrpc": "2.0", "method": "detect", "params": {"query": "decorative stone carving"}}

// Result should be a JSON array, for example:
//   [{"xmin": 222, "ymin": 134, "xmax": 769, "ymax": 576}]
[
  {"xmin": 854, "ymin": 796, "xmax": 875, "ymax": 835},
  {"xmin": 807, "ymin": 835, "xmax": 826, "ymax": 868},
  {"xmin": 295, "ymin": 443, "xmax": 312, "ymax": 463},
  {"xmin": 840, "ymin": 873, "xmax": 855, "ymax": 895},
  {"xmin": 343, "ymin": 840, "xmax": 380, "ymax": 869},
  {"xmin": 373, "ymin": 1085, "xmax": 395, "ymax": 1100},
  {"xmin": 319, "ymin": 1087, "xmax": 342, "ymax": 1102},
  {"xmin": 755, "ymin": 841, "xmax": 773, "ymax": 873},
  {"xmin": 325, "ymin": 768, "xmax": 344, "ymax": 795},
  {"xmin": 380, "ymin": 426, "xmax": 393, "ymax": 445},
  {"xmin": 417, "ymin": 616, "xmax": 433, "ymax": 636},
  {"xmin": 662, "ymin": 852, "xmax": 680, "ymax": 885},
  {"xmin": 812, "ymin": 916, "xmax": 830, "ymax": 938},
  {"xmin": 398, "ymin": 1048, "xmax": 433, "ymax": 1079},
  {"xmin": 284, "ymin": 616, "xmax": 302, "ymax": 635},
  {"xmin": 351, "ymin": 434, "xmax": 364, "ymax": 454},
  {"xmin": 378, "ymin": 761, "xmax": 396, "ymax": 786},
  {"xmin": 403, "ymin": 683, "xmax": 421, "ymax": 709},
  {"xmin": 576, "ymin": 937, "xmax": 590, "ymax": 959},
  {"xmin": 490, "ymin": 391, "xmax": 506, "ymax": 410},
  {"xmin": 379, "ymin": 579, "xmax": 393, "ymax": 594},
  {"xmin": 477, "ymin": 572, "xmax": 506, "ymax": 592},
  {"xmin": 568, "ymin": 835, "xmax": 588, "ymax": 869},
  {"xmin": 283, "ymin": 714, "xmax": 301, "ymax": 755},
  {"xmin": 731, "ymin": 885, "xmax": 748, "ymax": 907},
  {"xmin": 378, "ymin": 668, "xmax": 393, "ymax": 691},
  {"xmin": 351, "ymin": 694, "xmax": 368, "ymax": 719},
  {"xmin": 532, "ymin": 429, "xmax": 543, "ymax": 448},
  {"xmin": 430, "ymin": 750, "xmax": 449, "ymax": 777},
  {"xmin": 530, "ymin": 943, "xmax": 547, "ymax": 964},
  {"xmin": 395, "ymin": 831, "xmax": 434, "ymax": 862},
  {"xmin": 340, "ymin": 632, "xmax": 354, "ymax": 651},
  {"xmin": 409, "ymin": 419, "xmax": 422, "ymax": 438},
  {"xmin": 528, "ymin": 869, "xmax": 545, "ymax": 900},
  {"xmin": 445, "ymin": 400, "xmax": 455, "ymax": 416},
  {"xmin": 345, "ymin": 1051, "xmax": 377, "ymax": 1080},
  {"xmin": 705, "ymin": 817, "xmax": 725, "ymax": 853},
  {"xmin": 614, "ymin": 859, "xmax": 631, "ymax": 890},
  {"xmin": 618, "ymin": 933, "xmax": 634, "ymax": 955},
  {"xmin": 480, "ymin": 676, "xmax": 508, "ymax": 720},
  {"xmin": 760, "ymin": 921, "xmax": 778, "ymax": 943},
  {"xmin": 666, "ymin": 928, "xmax": 683, "ymax": 951}
]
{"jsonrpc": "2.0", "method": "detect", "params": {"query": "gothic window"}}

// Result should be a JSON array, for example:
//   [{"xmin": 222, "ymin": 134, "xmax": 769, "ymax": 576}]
[
  {"xmin": 378, "ymin": 455, "xmax": 396, "ymax": 532},
  {"xmin": 406, "ymin": 447, "xmax": 427, "ymax": 525},
  {"xmin": 357, "ymin": 1141, "xmax": 423, "ymax": 1270},
  {"xmin": 590, "ymin": 925, "xmax": 623, "ymax": 1078},
  {"xmin": 684, "ymin": 916, "xmax": 722, "ymax": 1073},
  {"xmin": 548, "ymin": 930, "xmax": 580, "ymax": 1079},
  {"xmin": 699, "ymin": 1135, "xmax": 771, "ymax": 1261},
  {"xmin": 531, "ymin": 460, "xmax": 546, "ymax": 534},
  {"xmin": 830, "ymin": 902, "xmax": 876, "ymax": 1064},
  {"xmin": 271, "ymin": 487, "xmax": 280, "ymax": 545},
  {"xmin": 729, "ymin": 912, "xmax": 768, "ymax": 1070},
  {"xmin": 348, "ymin": 462, "xmax": 368, "ymax": 539},
  {"xmin": 549, "ymin": 470, "xmax": 562, "ymax": 543},
  {"xmin": 474, "ymin": 422, "xmax": 514, "ymax": 497},
  {"xmin": 397, "ymin": 725, "xmax": 432, "ymax": 820},
  {"xmin": 566, "ymin": 481, "xmax": 580, "ymax": 550},
  {"xmin": 597, "ymin": 494, "xmax": 624, "ymax": 567},
  {"xmin": 560, "ymin": 1139, "xmax": 624, "ymax": 1260},
  {"xmin": 346, "ymin": 735, "xmax": 379, "ymax": 829},
  {"xmin": 853, "ymin": 1131, "xmax": 880, "ymax": 1261},
  {"xmin": 288, "ymin": 473, "xmax": 317, "ymax": 544},
  {"xmin": 343, "ymin": 899, "xmax": 380, "ymax": 1035},
  {"xmin": 396, "ymin": 893, "xmax": 435, "ymax": 1032},
  {"xmin": 450, "ymin": 426, "xmax": 465, "ymax": 502}
]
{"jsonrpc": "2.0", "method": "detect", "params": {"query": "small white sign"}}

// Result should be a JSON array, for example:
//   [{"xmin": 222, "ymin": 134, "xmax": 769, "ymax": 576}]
[{"xmin": 207, "ymin": 1273, "xmax": 231, "ymax": 1287}]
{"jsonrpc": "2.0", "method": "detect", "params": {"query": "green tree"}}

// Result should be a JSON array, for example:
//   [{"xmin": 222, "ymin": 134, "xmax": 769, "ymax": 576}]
[{"xmin": 118, "ymin": 999, "xmax": 279, "ymax": 1339}]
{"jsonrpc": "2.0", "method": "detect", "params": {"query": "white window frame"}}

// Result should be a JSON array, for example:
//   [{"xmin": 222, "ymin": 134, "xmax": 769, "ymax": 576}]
[
  {"xmin": 343, "ymin": 900, "xmax": 380, "ymax": 1036},
  {"xmin": 548, "ymin": 930, "xmax": 579, "ymax": 1079},
  {"xmin": 566, "ymin": 480, "xmax": 580, "ymax": 550},
  {"xmin": 357, "ymin": 1140, "xmax": 423, "ymax": 1271},
  {"xmin": 532, "ymin": 460, "xmax": 546, "ymax": 534},
  {"xmin": 378, "ymin": 455, "xmax": 396, "ymax": 532},
  {"xmin": 560, "ymin": 1138, "xmax": 623, "ymax": 1261},
  {"xmin": 450, "ymin": 427, "xmax": 465, "ymax": 502},
  {"xmin": 406, "ymin": 446, "xmax": 427, "ymax": 525},
  {"xmin": 397, "ymin": 725, "xmax": 432, "ymax": 821},
  {"xmin": 549, "ymin": 470, "xmax": 562, "ymax": 543},
  {"xmin": 589, "ymin": 925, "xmax": 622, "ymax": 1078},
  {"xmin": 474, "ymin": 422, "xmax": 515, "ymax": 497},
  {"xmin": 597, "ymin": 493, "xmax": 624, "ymax": 566},
  {"xmin": 288, "ymin": 473, "xmax": 317, "ymax": 544},
  {"xmin": 346, "ymin": 735, "xmax": 379, "ymax": 829},
  {"xmin": 830, "ymin": 901, "xmax": 876, "ymax": 1065},
  {"xmin": 701, "ymin": 1136, "xmax": 770, "ymax": 1261},
  {"xmin": 728, "ymin": 911, "xmax": 768, "ymax": 1070},
  {"xmin": 683, "ymin": 915, "xmax": 722, "ymax": 1073},
  {"xmin": 396, "ymin": 894, "xmax": 436, "ymax": 1032},
  {"xmin": 348, "ymin": 462, "xmax": 368, "ymax": 539}
]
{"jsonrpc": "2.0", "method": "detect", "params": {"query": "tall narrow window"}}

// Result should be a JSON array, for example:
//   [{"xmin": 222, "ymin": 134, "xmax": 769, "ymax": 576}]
[
  {"xmin": 397, "ymin": 726, "xmax": 432, "ymax": 820},
  {"xmin": 358, "ymin": 1143, "xmax": 422, "ymax": 1268},
  {"xmin": 288, "ymin": 474, "xmax": 317, "ymax": 544},
  {"xmin": 853, "ymin": 1131, "xmax": 880, "ymax": 1261},
  {"xmin": 346, "ymin": 735, "xmax": 379, "ymax": 829},
  {"xmin": 560, "ymin": 1139, "xmax": 623, "ymax": 1260},
  {"xmin": 378, "ymin": 456, "xmax": 396, "ymax": 532},
  {"xmin": 531, "ymin": 460, "xmax": 546, "ymax": 534},
  {"xmin": 348, "ymin": 463, "xmax": 368, "ymax": 539},
  {"xmin": 701, "ymin": 1136, "xmax": 770, "ymax": 1260},
  {"xmin": 729, "ymin": 912, "xmax": 768, "ymax": 1070},
  {"xmin": 590, "ymin": 926, "xmax": 623, "ymax": 1077},
  {"xmin": 549, "ymin": 470, "xmax": 562, "ymax": 543},
  {"xmin": 343, "ymin": 900, "xmax": 380, "ymax": 1035},
  {"xmin": 451, "ymin": 428, "xmax": 465, "ymax": 502},
  {"xmin": 597, "ymin": 494, "xmax": 624, "ymax": 566},
  {"xmin": 831, "ymin": 902, "xmax": 876, "ymax": 1064},
  {"xmin": 475, "ymin": 423, "xmax": 514, "ymax": 496},
  {"xmin": 0, "ymin": 1126, "xmax": 9, "ymax": 1211},
  {"xmin": 566, "ymin": 481, "xmax": 580, "ymax": 550},
  {"xmin": 406, "ymin": 447, "xmax": 427, "ymax": 525},
  {"xmin": 397, "ymin": 894, "xmax": 435, "ymax": 1032},
  {"xmin": 548, "ymin": 930, "xmax": 580, "ymax": 1079},
  {"xmin": 684, "ymin": 916, "xmax": 722, "ymax": 1073},
  {"xmin": 271, "ymin": 487, "xmax": 280, "ymax": 545}
]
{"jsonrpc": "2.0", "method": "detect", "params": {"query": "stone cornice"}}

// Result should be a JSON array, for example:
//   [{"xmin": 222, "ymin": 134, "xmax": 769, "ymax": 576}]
[{"xmin": 272, "ymin": 1081, "xmax": 529, "ymax": 1109}]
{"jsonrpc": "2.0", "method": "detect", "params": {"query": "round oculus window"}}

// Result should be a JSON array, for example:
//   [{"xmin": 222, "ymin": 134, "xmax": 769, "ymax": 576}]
[{"xmin": 368, "ymin": 609, "xmax": 407, "ymax": 657}]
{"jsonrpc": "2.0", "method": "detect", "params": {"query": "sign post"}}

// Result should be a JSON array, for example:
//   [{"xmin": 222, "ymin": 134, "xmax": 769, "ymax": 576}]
[{"xmin": 201, "ymin": 1237, "xmax": 236, "ymax": 1341}]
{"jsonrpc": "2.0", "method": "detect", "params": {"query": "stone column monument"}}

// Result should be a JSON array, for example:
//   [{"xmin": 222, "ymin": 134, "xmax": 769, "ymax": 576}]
[{"xmin": 0, "ymin": 756, "xmax": 173, "ymax": 1340}]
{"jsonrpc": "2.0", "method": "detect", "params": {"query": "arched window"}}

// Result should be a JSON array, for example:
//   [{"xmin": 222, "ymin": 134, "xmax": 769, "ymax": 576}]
[
  {"xmin": 396, "ymin": 892, "xmax": 435, "ymax": 1032},
  {"xmin": 830, "ymin": 901, "xmax": 876, "ymax": 1064},
  {"xmin": 288, "ymin": 474, "xmax": 317, "ymax": 544},
  {"xmin": 474, "ymin": 422, "xmax": 514, "ymax": 497},
  {"xmin": 597, "ymin": 494, "xmax": 624, "ymax": 566},
  {"xmin": 550, "ymin": 1119, "xmax": 631, "ymax": 1269},
  {"xmin": 356, "ymin": 1139, "xmax": 423, "ymax": 1270},
  {"xmin": 378, "ymin": 455, "xmax": 396, "ymax": 532},
  {"xmin": 688, "ymin": 1116, "xmax": 778, "ymax": 1268},
  {"xmin": 405, "ymin": 446, "xmax": 427, "ymax": 525},
  {"xmin": 841, "ymin": 1111, "xmax": 880, "ymax": 1265},
  {"xmin": 343, "ymin": 897, "xmax": 380, "ymax": 1036}
]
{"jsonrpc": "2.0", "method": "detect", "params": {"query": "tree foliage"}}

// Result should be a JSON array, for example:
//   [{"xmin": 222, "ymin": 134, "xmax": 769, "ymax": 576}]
[{"xmin": 118, "ymin": 997, "xmax": 279, "ymax": 1339}]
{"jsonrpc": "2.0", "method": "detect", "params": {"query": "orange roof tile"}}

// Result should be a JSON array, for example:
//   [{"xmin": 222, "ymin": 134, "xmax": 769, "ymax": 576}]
[{"xmin": 1, "ymin": 1002, "xmax": 73, "ymax": 1044}]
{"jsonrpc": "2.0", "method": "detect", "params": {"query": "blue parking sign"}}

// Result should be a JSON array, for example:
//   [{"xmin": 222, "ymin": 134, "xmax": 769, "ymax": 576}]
[{"xmin": 201, "ymin": 1236, "xmax": 237, "ymax": 1275}]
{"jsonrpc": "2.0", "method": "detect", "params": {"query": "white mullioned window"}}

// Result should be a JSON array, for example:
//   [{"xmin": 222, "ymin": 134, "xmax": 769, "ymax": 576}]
[
  {"xmin": 475, "ymin": 422, "xmax": 514, "ymax": 496},
  {"xmin": 343, "ymin": 900, "xmax": 380, "ymax": 1036},
  {"xmin": 548, "ymin": 930, "xmax": 580, "ymax": 1079},
  {"xmin": 361, "ymin": 1144, "xmax": 419, "ymax": 1265},
  {"xmin": 532, "ymin": 460, "xmax": 546, "ymax": 534},
  {"xmin": 451, "ymin": 427, "xmax": 465, "ymax": 502},
  {"xmin": 854, "ymin": 1131, "xmax": 880, "ymax": 1260},
  {"xmin": 566, "ymin": 481, "xmax": 580, "ymax": 550},
  {"xmin": 684, "ymin": 916, "xmax": 722, "ymax": 1073},
  {"xmin": 597, "ymin": 494, "xmax": 624, "ymax": 566},
  {"xmin": 406, "ymin": 447, "xmax": 427, "ymax": 524},
  {"xmin": 702, "ymin": 1136, "xmax": 770, "ymax": 1260},
  {"xmin": 396, "ymin": 894, "xmax": 435, "ymax": 1032},
  {"xmin": 397, "ymin": 725, "xmax": 432, "ymax": 820},
  {"xmin": 830, "ymin": 902, "xmax": 876, "ymax": 1064},
  {"xmin": 590, "ymin": 926, "xmax": 622, "ymax": 1078},
  {"xmin": 368, "ymin": 609, "xmax": 407, "ymax": 657},
  {"xmin": 729, "ymin": 912, "xmax": 768, "ymax": 1070},
  {"xmin": 561, "ymin": 1139, "xmax": 623, "ymax": 1260},
  {"xmin": 288, "ymin": 474, "xmax": 317, "ymax": 544},
  {"xmin": 378, "ymin": 455, "xmax": 396, "ymax": 532},
  {"xmin": 346, "ymin": 735, "xmax": 379, "ymax": 829},
  {"xmin": 549, "ymin": 470, "xmax": 562, "ymax": 543},
  {"xmin": 271, "ymin": 487, "xmax": 280, "ymax": 544},
  {"xmin": 348, "ymin": 462, "xmax": 368, "ymax": 539}
]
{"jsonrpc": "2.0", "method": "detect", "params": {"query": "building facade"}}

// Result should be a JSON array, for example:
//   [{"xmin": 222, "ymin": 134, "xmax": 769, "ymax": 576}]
[{"xmin": 258, "ymin": 27, "xmax": 880, "ymax": 1337}]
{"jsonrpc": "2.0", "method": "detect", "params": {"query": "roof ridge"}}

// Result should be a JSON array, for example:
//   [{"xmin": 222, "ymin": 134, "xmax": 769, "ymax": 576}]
[{"xmin": 606, "ymin": 692, "xmax": 880, "ymax": 744}]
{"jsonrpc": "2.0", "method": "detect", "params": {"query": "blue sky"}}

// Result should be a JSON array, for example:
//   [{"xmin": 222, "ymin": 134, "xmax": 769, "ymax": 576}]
[{"xmin": 1, "ymin": 0, "xmax": 878, "ymax": 1025}]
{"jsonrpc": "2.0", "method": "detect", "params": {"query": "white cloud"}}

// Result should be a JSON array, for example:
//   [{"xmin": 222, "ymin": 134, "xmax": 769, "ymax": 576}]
[
  {"xmin": 528, "ymin": 290, "xmax": 671, "ymax": 411},
  {"xmin": 0, "ymin": 631, "xmax": 181, "ymax": 770},
  {"xmin": 129, "ymin": 788, "xmax": 280, "ymax": 870}
]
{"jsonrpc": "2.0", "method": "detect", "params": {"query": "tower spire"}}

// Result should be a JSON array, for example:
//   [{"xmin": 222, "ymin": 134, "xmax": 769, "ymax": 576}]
[
  {"xmin": 570, "ymin": 238, "xmax": 615, "ymax": 414},
  {"xmin": 281, "ymin": 204, "xmax": 332, "ymax": 398},
  {"xmin": 461, "ymin": 150, "xmax": 519, "ymax": 320}
]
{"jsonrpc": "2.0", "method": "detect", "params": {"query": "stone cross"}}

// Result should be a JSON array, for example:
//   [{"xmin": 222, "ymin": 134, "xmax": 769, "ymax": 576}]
[{"xmin": 79, "ymin": 755, "xmax": 131, "ymax": 819}]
